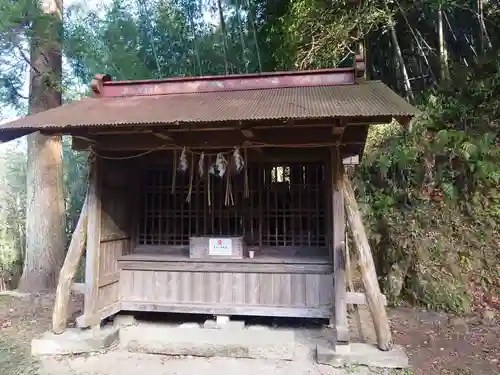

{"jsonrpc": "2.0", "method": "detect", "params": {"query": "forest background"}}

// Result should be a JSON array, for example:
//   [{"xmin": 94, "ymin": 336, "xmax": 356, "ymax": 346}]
[{"xmin": 0, "ymin": 0, "xmax": 499, "ymax": 314}]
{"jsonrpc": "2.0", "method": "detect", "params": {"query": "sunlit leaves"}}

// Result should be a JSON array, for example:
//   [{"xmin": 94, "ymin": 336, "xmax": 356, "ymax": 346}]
[{"xmin": 275, "ymin": 0, "xmax": 388, "ymax": 70}]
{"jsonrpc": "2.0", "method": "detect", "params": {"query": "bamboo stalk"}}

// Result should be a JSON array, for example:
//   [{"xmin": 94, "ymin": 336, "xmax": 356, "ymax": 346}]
[
  {"xmin": 438, "ymin": 6, "xmax": 449, "ymax": 81},
  {"xmin": 388, "ymin": 16, "xmax": 415, "ymax": 102}
]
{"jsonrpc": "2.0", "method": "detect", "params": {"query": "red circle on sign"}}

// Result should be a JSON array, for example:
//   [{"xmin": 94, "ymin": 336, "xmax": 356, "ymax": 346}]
[{"xmin": 218, "ymin": 240, "xmax": 222, "ymax": 245}]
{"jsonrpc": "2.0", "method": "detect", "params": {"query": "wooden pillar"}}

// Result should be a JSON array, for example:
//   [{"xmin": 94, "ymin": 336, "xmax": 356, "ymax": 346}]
[
  {"xmin": 83, "ymin": 156, "xmax": 102, "ymax": 328},
  {"xmin": 330, "ymin": 147, "xmax": 349, "ymax": 344}
]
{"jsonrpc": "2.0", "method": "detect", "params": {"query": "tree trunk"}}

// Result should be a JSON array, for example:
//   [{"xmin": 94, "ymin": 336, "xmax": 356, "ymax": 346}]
[
  {"xmin": 18, "ymin": 0, "xmax": 65, "ymax": 292},
  {"xmin": 245, "ymin": 0, "xmax": 262, "ymax": 72},
  {"xmin": 217, "ymin": 0, "xmax": 230, "ymax": 74},
  {"xmin": 235, "ymin": 0, "xmax": 248, "ymax": 73}
]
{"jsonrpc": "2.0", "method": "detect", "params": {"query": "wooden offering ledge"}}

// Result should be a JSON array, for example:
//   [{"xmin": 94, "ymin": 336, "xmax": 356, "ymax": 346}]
[{"xmin": 118, "ymin": 250, "xmax": 332, "ymax": 274}]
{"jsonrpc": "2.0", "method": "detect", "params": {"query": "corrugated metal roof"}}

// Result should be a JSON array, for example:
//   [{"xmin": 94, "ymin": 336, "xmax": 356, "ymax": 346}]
[{"xmin": 0, "ymin": 81, "xmax": 419, "ymax": 141}]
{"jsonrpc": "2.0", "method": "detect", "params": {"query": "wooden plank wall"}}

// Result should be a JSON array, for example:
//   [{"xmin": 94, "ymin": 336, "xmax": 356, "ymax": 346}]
[
  {"xmin": 97, "ymin": 158, "xmax": 134, "ymax": 311},
  {"xmin": 119, "ymin": 269, "xmax": 333, "ymax": 318}
]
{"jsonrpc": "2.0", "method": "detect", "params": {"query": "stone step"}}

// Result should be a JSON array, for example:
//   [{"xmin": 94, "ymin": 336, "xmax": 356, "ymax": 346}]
[{"xmin": 120, "ymin": 324, "xmax": 295, "ymax": 360}]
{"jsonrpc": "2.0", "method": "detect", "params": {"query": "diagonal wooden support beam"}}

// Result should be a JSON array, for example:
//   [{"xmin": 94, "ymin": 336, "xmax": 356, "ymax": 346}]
[
  {"xmin": 241, "ymin": 129, "xmax": 254, "ymax": 138},
  {"xmin": 52, "ymin": 194, "xmax": 88, "ymax": 334},
  {"xmin": 152, "ymin": 132, "xmax": 174, "ymax": 141},
  {"xmin": 332, "ymin": 126, "xmax": 345, "ymax": 136},
  {"xmin": 343, "ymin": 173, "xmax": 393, "ymax": 351},
  {"xmin": 241, "ymin": 127, "xmax": 264, "ymax": 154}
]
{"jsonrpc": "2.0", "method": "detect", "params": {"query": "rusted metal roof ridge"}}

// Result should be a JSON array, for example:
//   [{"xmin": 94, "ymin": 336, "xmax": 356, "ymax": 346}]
[
  {"xmin": 0, "ymin": 81, "xmax": 420, "ymax": 144},
  {"xmin": 92, "ymin": 68, "xmax": 358, "ymax": 98},
  {"xmin": 0, "ymin": 81, "xmax": 418, "ymax": 140}
]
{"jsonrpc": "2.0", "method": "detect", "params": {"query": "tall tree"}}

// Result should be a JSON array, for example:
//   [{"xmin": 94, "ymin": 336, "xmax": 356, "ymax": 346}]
[
  {"xmin": 18, "ymin": 0, "xmax": 66, "ymax": 292},
  {"xmin": 217, "ymin": 0, "xmax": 230, "ymax": 74}
]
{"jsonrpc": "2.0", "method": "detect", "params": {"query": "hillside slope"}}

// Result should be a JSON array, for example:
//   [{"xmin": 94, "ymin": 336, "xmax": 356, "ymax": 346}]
[{"xmin": 356, "ymin": 58, "xmax": 500, "ymax": 314}]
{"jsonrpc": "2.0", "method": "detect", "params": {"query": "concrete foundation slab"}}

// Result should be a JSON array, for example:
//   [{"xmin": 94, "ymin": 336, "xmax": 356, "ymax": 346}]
[
  {"xmin": 31, "ymin": 326, "xmax": 119, "ymax": 356},
  {"xmin": 38, "ymin": 351, "xmax": 379, "ymax": 375},
  {"xmin": 120, "ymin": 324, "xmax": 295, "ymax": 360},
  {"xmin": 316, "ymin": 343, "xmax": 409, "ymax": 369}
]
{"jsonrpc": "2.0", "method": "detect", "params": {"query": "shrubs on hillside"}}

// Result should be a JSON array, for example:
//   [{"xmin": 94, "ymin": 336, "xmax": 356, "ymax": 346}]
[{"xmin": 356, "ymin": 56, "xmax": 500, "ymax": 313}]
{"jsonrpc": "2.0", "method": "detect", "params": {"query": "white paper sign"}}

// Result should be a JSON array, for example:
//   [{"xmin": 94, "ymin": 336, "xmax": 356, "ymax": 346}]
[{"xmin": 209, "ymin": 238, "xmax": 233, "ymax": 256}]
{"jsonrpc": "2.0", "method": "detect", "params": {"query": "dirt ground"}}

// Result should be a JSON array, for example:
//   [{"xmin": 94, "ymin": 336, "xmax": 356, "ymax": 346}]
[{"xmin": 0, "ymin": 293, "xmax": 498, "ymax": 375}]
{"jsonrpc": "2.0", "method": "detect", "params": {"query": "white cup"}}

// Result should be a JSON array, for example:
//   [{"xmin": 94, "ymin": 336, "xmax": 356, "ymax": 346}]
[{"xmin": 249, "ymin": 250, "xmax": 255, "ymax": 259}]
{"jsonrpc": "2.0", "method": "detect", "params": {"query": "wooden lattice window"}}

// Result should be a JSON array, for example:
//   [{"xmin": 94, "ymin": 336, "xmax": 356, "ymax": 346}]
[{"xmin": 137, "ymin": 161, "xmax": 327, "ymax": 248}]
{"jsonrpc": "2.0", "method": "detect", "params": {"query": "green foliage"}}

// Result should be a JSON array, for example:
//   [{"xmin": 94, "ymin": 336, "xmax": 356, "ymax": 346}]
[
  {"xmin": 64, "ymin": 0, "xmax": 268, "ymax": 82},
  {"xmin": 0, "ymin": 143, "xmax": 26, "ymax": 289},
  {"xmin": 275, "ymin": 0, "xmax": 387, "ymax": 70},
  {"xmin": 356, "ymin": 56, "xmax": 500, "ymax": 313}
]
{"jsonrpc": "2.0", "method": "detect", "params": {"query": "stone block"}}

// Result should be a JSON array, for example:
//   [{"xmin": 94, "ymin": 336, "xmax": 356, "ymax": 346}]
[
  {"xmin": 203, "ymin": 320, "xmax": 218, "ymax": 329},
  {"xmin": 113, "ymin": 314, "xmax": 136, "ymax": 328},
  {"xmin": 203, "ymin": 319, "xmax": 244, "ymax": 330},
  {"xmin": 216, "ymin": 316, "xmax": 230, "ymax": 325},
  {"xmin": 31, "ymin": 326, "xmax": 119, "ymax": 356},
  {"xmin": 316, "ymin": 343, "xmax": 409, "ymax": 369},
  {"xmin": 246, "ymin": 325, "xmax": 270, "ymax": 331},
  {"xmin": 121, "ymin": 324, "xmax": 295, "ymax": 360}
]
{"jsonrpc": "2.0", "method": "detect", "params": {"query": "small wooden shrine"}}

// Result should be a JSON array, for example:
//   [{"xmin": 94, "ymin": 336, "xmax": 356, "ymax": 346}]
[{"xmin": 0, "ymin": 63, "xmax": 419, "ymax": 350}]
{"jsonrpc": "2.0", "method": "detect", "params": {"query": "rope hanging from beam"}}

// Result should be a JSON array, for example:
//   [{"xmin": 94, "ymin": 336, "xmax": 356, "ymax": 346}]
[{"xmin": 88, "ymin": 140, "xmax": 344, "ymax": 161}]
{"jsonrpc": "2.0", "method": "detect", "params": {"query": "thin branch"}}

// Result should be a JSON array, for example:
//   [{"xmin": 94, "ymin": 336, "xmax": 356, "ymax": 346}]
[
  {"xmin": 443, "ymin": 11, "xmax": 473, "ymax": 66},
  {"xmin": 3, "ymin": 77, "xmax": 29, "ymax": 100},
  {"xmin": 414, "ymin": 28, "xmax": 436, "ymax": 56},
  {"xmin": 16, "ymin": 45, "xmax": 41, "ymax": 75},
  {"xmin": 396, "ymin": 0, "xmax": 436, "ymax": 81},
  {"xmin": 453, "ymin": 3, "xmax": 500, "ymax": 28}
]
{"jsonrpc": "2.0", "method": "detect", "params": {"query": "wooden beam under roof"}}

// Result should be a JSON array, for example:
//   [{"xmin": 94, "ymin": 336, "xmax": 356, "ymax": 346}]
[
  {"xmin": 83, "ymin": 116, "xmax": 396, "ymax": 136},
  {"xmin": 72, "ymin": 126, "xmax": 368, "ymax": 152}
]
